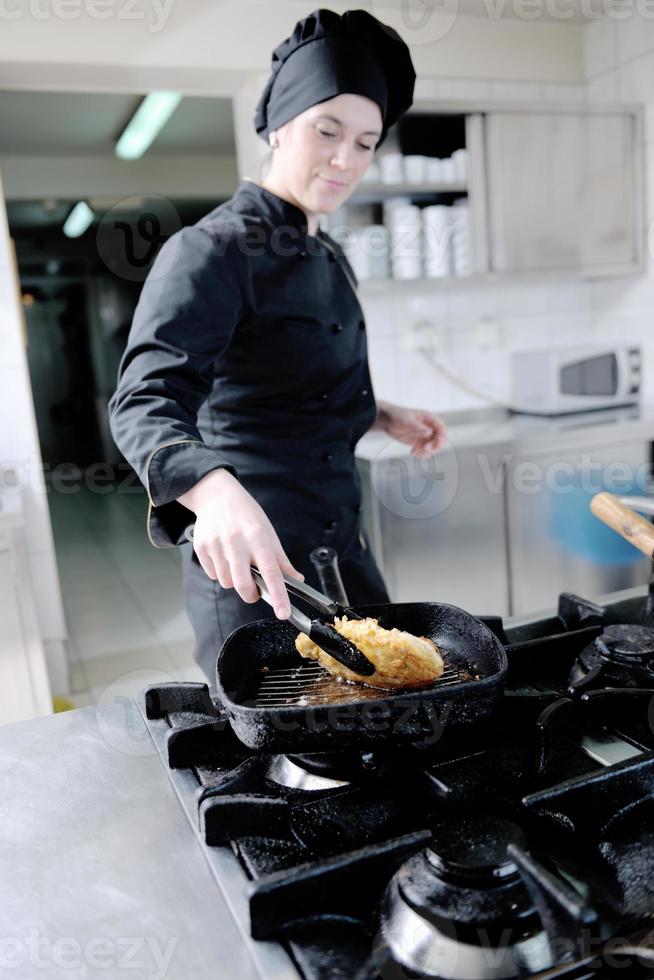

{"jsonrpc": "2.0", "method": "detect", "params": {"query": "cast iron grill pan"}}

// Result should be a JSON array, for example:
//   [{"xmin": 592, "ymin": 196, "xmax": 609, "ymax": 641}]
[{"xmin": 216, "ymin": 601, "xmax": 508, "ymax": 752}]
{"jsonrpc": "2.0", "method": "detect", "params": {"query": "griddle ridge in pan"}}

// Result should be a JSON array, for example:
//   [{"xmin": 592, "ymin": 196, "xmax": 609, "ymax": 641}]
[{"xmin": 252, "ymin": 661, "xmax": 468, "ymax": 707}]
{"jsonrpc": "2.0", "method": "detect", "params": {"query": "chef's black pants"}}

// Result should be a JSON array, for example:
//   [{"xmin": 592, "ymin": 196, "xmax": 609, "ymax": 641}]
[{"xmin": 179, "ymin": 534, "xmax": 391, "ymax": 686}]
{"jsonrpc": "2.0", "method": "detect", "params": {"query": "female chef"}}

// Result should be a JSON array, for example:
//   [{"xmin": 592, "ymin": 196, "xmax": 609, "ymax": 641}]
[{"xmin": 108, "ymin": 8, "xmax": 447, "ymax": 681}]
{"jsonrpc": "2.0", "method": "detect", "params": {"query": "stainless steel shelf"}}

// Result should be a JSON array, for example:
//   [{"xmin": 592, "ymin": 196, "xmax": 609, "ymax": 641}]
[{"xmin": 348, "ymin": 182, "xmax": 468, "ymax": 202}]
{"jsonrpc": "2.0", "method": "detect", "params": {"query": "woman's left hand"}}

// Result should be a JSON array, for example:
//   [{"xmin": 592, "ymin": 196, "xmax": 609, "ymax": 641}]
[{"xmin": 374, "ymin": 400, "xmax": 447, "ymax": 458}]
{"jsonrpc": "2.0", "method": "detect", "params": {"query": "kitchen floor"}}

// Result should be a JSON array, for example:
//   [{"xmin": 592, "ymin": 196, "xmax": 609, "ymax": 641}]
[{"xmin": 49, "ymin": 484, "xmax": 207, "ymax": 707}]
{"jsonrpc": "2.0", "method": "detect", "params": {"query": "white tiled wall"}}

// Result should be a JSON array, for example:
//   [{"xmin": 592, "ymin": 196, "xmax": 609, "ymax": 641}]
[
  {"xmin": 361, "ymin": 68, "xmax": 653, "ymax": 415},
  {"xmin": 363, "ymin": 282, "xmax": 651, "ymax": 413},
  {"xmin": 582, "ymin": 10, "xmax": 654, "ymax": 406}
]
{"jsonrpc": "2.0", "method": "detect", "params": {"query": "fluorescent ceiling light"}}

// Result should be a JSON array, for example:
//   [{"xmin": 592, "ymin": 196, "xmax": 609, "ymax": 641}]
[
  {"xmin": 63, "ymin": 201, "xmax": 94, "ymax": 238},
  {"xmin": 115, "ymin": 91, "xmax": 182, "ymax": 160}
]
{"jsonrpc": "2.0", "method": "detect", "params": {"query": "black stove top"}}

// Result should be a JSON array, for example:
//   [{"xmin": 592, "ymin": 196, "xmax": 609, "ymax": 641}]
[{"xmin": 145, "ymin": 588, "xmax": 654, "ymax": 980}]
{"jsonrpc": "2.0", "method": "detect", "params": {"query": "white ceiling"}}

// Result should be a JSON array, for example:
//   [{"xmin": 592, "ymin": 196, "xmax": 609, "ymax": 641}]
[{"xmin": 0, "ymin": 91, "xmax": 235, "ymax": 157}]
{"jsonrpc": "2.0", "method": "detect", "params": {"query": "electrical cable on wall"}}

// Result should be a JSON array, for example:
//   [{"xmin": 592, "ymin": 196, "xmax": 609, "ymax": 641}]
[{"xmin": 416, "ymin": 345, "xmax": 512, "ymax": 409}]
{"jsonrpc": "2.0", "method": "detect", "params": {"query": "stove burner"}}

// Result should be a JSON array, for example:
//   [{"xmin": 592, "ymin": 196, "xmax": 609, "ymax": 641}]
[
  {"xmin": 425, "ymin": 816, "xmax": 528, "ymax": 884},
  {"xmin": 264, "ymin": 750, "xmax": 389, "ymax": 792},
  {"xmin": 379, "ymin": 816, "xmax": 553, "ymax": 980},
  {"xmin": 380, "ymin": 884, "xmax": 552, "ymax": 980},
  {"xmin": 264, "ymin": 755, "xmax": 350, "ymax": 791},
  {"xmin": 597, "ymin": 625, "xmax": 654, "ymax": 665},
  {"xmin": 569, "ymin": 624, "xmax": 654, "ymax": 693}
]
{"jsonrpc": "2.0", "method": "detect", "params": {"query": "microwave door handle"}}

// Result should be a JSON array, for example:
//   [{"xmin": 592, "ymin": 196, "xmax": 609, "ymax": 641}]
[{"xmin": 617, "ymin": 347, "xmax": 630, "ymax": 397}]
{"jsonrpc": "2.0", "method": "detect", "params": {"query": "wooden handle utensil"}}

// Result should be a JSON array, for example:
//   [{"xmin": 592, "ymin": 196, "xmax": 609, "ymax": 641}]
[{"xmin": 590, "ymin": 491, "xmax": 654, "ymax": 558}]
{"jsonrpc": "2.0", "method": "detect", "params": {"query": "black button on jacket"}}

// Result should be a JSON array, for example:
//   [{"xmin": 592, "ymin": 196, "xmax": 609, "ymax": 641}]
[{"xmin": 108, "ymin": 179, "xmax": 377, "ymax": 560}]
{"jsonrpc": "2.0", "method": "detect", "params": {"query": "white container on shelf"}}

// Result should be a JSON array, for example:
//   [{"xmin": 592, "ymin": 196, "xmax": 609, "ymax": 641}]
[
  {"xmin": 392, "ymin": 257, "xmax": 422, "ymax": 280},
  {"xmin": 387, "ymin": 203, "xmax": 421, "ymax": 226},
  {"xmin": 452, "ymin": 148, "xmax": 468, "ymax": 183},
  {"xmin": 360, "ymin": 225, "xmax": 391, "ymax": 280},
  {"xmin": 388, "ymin": 207, "xmax": 422, "ymax": 250},
  {"xmin": 403, "ymin": 154, "xmax": 427, "ymax": 183},
  {"xmin": 388, "ymin": 204, "xmax": 422, "ymax": 279},
  {"xmin": 341, "ymin": 229, "xmax": 368, "ymax": 281},
  {"xmin": 342, "ymin": 225, "xmax": 391, "ymax": 281},
  {"xmin": 440, "ymin": 157, "xmax": 456, "ymax": 184},
  {"xmin": 382, "ymin": 196, "xmax": 412, "ymax": 225},
  {"xmin": 449, "ymin": 200, "xmax": 472, "ymax": 276},
  {"xmin": 426, "ymin": 157, "xmax": 443, "ymax": 182},
  {"xmin": 379, "ymin": 152, "xmax": 404, "ymax": 183},
  {"xmin": 422, "ymin": 204, "xmax": 450, "ymax": 229},
  {"xmin": 422, "ymin": 204, "xmax": 452, "ymax": 278}
]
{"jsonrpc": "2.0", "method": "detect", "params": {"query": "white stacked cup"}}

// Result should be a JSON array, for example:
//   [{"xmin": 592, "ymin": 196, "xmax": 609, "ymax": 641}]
[
  {"xmin": 387, "ymin": 204, "xmax": 423, "ymax": 280},
  {"xmin": 341, "ymin": 225, "xmax": 391, "ymax": 281},
  {"xmin": 440, "ymin": 156, "xmax": 456, "ymax": 184},
  {"xmin": 379, "ymin": 152, "xmax": 404, "ymax": 184},
  {"xmin": 426, "ymin": 157, "xmax": 443, "ymax": 182},
  {"xmin": 422, "ymin": 205, "xmax": 452, "ymax": 278},
  {"xmin": 403, "ymin": 155, "xmax": 427, "ymax": 184},
  {"xmin": 341, "ymin": 228, "xmax": 368, "ymax": 282},
  {"xmin": 361, "ymin": 225, "xmax": 391, "ymax": 280},
  {"xmin": 450, "ymin": 199, "xmax": 472, "ymax": 276},
  {"xmin": 382, "ymin": 196, "xmax": 412, "ymax": 225},
  {"xmin": 452, "ymin": 148, "xmax": 468, "ymax": 183}
]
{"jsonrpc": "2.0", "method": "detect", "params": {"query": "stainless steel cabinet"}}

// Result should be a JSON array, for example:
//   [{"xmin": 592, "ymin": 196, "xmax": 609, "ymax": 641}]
[
  {"xmin": 359, "ymin": 434, "xmax": 653, "ymax": 619},
  {"xmin": 485, "ymin": 108, "xmax": 644, "ymax": 276},
  {"xmin": 357, "ymin": 447, "xmax": 510, "ymax": 616},
  {"xmin": 506, "ymin": 439, "xmax": 652, "ymax": 616}
]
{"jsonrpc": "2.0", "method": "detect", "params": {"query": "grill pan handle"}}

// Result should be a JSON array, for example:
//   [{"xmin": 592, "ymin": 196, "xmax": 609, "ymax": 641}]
[{"xmin": 250, "ymin": 566, "xmax": 375, "ymax": 677}]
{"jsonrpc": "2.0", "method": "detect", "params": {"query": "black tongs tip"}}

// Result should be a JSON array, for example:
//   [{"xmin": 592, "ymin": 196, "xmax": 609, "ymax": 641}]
[
  {"xmin": 250, "ymin": 564, "xmax": 376, "ymax": 677},
  {"xmin": 308, "ymin": 620, "xmax": 376, "ymax": 677}
]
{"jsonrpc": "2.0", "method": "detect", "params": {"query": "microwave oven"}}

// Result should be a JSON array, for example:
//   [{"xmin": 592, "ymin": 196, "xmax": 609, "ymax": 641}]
[{"xmin": 510, "ymin": 345, "xmax": 642, "ymax": 416}]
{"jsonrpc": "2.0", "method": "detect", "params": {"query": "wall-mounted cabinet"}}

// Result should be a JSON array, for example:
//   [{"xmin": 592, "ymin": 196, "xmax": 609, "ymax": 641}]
[
  {"xmin": 485, "ymin": 108, "xmax": 643, "ymax": 277},
  {"xmin": 332, "ymin": 102, "xmax": 644, "ymax": 289}
]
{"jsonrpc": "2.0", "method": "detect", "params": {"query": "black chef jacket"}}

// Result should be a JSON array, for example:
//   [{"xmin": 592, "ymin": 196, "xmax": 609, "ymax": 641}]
[{"xmin": 108, "ymin": 179, "xmax": 390, "ymax": 677}]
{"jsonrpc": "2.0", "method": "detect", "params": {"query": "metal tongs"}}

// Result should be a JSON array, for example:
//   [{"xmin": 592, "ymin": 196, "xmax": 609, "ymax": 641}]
[
  {"xmin": 183, "ymin": 525, "xmax": 375, "ymax": 675},
  {"xmin": 250, "ymin": 566, "xmax": 376, "ymax": 676}
]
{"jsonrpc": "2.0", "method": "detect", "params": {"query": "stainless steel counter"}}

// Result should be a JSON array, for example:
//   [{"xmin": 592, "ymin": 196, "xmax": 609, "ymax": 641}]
[
  {"xmin": 356, "ymin": 404, "xmax": 654, "ymax": 617},
  {"xmin": 505, "ymin": 581, "xmax": 650, "ymax": 629},
  {"xmin": 0, "ymin": 698, "xmax": 297, "ymax": 979},
  {"xmin": 356, "ymin": 403, "xmax": 654, "ymax": 459}
]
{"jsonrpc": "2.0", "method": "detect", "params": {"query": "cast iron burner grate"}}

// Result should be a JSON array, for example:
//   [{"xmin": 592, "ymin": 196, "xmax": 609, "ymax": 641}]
[
  {"xmin": 253, "ymin": 662, "xmax": 464, "ymax": 707},
  {"xmin": 143, "ymin": 591, "xmax": 654, "ymax": 980},
  {"xmin": 568, "ymin": 623, "xmax": 654, "ymax": 693}
]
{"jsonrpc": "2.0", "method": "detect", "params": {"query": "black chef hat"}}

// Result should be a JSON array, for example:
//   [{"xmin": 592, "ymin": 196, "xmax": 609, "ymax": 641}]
[{"xmin": 254, "ymin": 8, "xmax": 415, "ymax": 149}]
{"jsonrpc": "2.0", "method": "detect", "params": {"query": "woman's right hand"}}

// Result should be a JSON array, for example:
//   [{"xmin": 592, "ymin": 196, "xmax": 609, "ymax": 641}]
[{"xmin": 177, "ymin": 468, "xmax": 304, "ymax": 619}]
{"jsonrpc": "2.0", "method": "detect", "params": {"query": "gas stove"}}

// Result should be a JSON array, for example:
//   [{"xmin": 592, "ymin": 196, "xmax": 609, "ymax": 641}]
[{"xmin": 141, "ymin": 586, "xmax": 654, "ymax": 980}]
